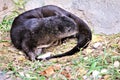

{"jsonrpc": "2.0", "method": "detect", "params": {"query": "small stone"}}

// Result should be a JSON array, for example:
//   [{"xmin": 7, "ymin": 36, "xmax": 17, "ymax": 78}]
[
  {"xmin": 6, "ymin": 71, "xmax": 14, "ymax": 75},
  {"xmin": 93, "ymin": 42, "xmax": 102, "ymax": 49},
  {"xmin": 18, "ymin": 72, "xmax": 24, "ymax": 77},
  {"xmin": 84, "ymin": 57, "xmax": 88, "ymax": 60},
  {"xmin": 25, "ymin": 73, "xmax": 30, "ymax": 78},
  {"xmin": 101, "ymin": 69, "xmax": 107, "ymax": 74},
  {"xmin": 83, "ymin": 75, "xmax": 88, "ymax": 79},
  {"xmin": 92, "ymin": 70, "xmax": 100, "ymax": 78},
  {"xmin": 114, "ymin": 61, "xmax": 120, "ymax": 68},
  {"xmin": 0, "ymin": 71, "xmax": 3, "ymax": 74},
  {"xmin": 18, "ymin": 51, "xmax": 24, "ymax": 55}
]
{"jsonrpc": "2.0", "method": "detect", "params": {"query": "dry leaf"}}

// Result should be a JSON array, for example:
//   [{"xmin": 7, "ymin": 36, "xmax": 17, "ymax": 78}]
[
  {"xmin": 18, "ymin": 56, "xmax": 26, "ymax": 61},
  {"xmin": 86, "ymin": 49, "xmax": 93, "ymax": 54},
  {"xmin": 61, "ymin": 69, "xmax": 71, "ymax": 79},
  {"xmin": 0, "ymin": 42, "xmax": 10, "ymax": 47},
  {"xmin": 52, "ymin": 64, "xmax": 61, "ymax": 70},
  {"xmin": 0, "ymin": 49, "xmax": 8, "ymax": 54},
  {"xmin": 104, "ymin": 75, "xmax": 111, "ymax": 80},
  {"xmin": 92, "ymin": 35, "xmax": 103, "ymax": 43},
  {"xmin": 40, "ymin": 66, "xmax": 55, "ymax": 77},
  {"xmin": 40, "ymin": 65, "xmax": 61, "ymax": 77},
  {"xmin": 77, "ymin": 68, "xmax": 87, "ymax": 76}
]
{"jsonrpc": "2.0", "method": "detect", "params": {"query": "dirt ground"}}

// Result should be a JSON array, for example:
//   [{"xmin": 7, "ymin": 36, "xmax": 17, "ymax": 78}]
[{"xmin": 0, "ymin": 30, "xmax": 120, "ymax": 80}]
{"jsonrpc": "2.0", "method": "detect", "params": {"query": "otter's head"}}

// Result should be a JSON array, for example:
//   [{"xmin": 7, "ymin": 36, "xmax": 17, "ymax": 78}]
[{"xmin": 56, "ymin": 15, "xmax": 78, "ymax": 38}]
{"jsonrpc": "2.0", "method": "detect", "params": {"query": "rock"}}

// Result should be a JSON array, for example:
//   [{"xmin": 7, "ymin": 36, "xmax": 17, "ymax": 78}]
[
  {"xmin": 73, "ymin": 0, "xmax": 120, "ymax": 34},
  {"xmin": 84, "ymin": 57, "xmax": 88, "ymax": 60},
  {"xmin": 93, "ymin": 42, "xmax": 102, "ymax": 49},
  {"xmin": 18, "ymin": 72, "xmax": 24, "ymax": 77},
  {"xmin": 25, "ymin": 0, "xmax": 44, "ymax": 11},
  {"xmin": 45, "ymin": 0, "xmax": 73, "ymax": 10},
  {"xmin": 114, "ymin": 61, "xmax": 120, "ymax": 68},
  {"xmin": 83, "ymin": 75, "xmax": 88, "ymax": 80},
  {"xmin": 92, "ymin": 70, "xmax": 100, "ymax": 78},
  {"xmin": 1, "ymin": 0, "xmax": 120, "ymax": 34},
  {"xmin": 101, "ymin": 69, "xmax": 108, "ymax": 74},
  {"xmin": 24, "ymin": 0, "xmax": 120, "ymax": 34}
]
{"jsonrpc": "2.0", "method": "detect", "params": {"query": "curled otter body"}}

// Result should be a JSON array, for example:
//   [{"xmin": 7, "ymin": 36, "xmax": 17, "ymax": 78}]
[{"xmin": 10, "ymin": 5, "xmax": 92, "ymax": 61}]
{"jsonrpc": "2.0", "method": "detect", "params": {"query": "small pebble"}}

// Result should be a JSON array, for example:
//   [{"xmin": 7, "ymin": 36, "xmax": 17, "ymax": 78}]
[
  {"xmin": 18, "ymin": 51, "xmax": 24, "ymax": 55},
  {"xmin": 6, "ymin": 71, "xmax": 14, "ymax": 75},
  {"xmin": 101, "ymin": 69, "xmax": 107, "ymax": 74},
  {"xmin": 25, "ymin": 73, "xmax": 30, "ymax": 78},
  {"xmin": 114, "ymin": 61, "xmax": 120, "ymax": 68},
  {"xmin": 92, "ymin": 70, "xmax": 100, "ymax": 78},
  {"xmin": 84, "ymin": 57, "xmax": 88, "ymax": 60},
  {"xmin": 93, "ymin": 42, "xmax": 102, "ymax": 49},
  {"xmin": 83, "ymin": 75, "xmax": 88, "ymax": 79},
  {"xmin": 18, "ymin": 72, "xmax": 24, "ymax": 77}
]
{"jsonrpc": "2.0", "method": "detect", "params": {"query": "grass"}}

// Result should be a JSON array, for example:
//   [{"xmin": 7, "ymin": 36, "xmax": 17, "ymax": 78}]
[
  {"xmin": 0, "ymin": 40, "xmax": 120, "ymax": 80},
  {"xmin": 0, "ymin": 5, "xmax": 120, "ymax": 80},
  {"xmin": 0, "ymin": 16, "xmax": 14, "ymax": 32}
]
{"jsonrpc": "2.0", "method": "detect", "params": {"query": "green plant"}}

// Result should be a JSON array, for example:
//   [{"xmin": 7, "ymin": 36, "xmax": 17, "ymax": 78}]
[{"xmin": 12, "ymin": 0, "xmax": 27, "ymax": 13}]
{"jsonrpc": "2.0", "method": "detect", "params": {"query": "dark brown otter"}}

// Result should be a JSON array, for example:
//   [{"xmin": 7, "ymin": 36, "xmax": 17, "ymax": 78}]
[{"xmin": 10, "ymin": 5, "xmax": 92, "ymax": 61}]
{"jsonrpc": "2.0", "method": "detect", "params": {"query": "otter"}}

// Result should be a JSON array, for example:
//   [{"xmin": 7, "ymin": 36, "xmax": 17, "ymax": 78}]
[{"xmin": 10, "ymin": 5, "xmax": 92, "ymax": 61}]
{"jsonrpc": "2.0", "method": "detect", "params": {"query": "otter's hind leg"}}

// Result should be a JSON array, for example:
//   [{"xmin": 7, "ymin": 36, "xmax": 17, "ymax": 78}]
[
  {"xmin": 34, "ymin": 48, "xmax": 42, "ymax": 56},
  {"xmin": 21, "ymin": 39, "xmax": 39, "ymax": 61}
]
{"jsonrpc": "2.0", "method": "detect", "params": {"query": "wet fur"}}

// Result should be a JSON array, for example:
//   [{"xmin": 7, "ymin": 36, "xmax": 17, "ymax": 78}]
[{"xmin": 10, "ymin": 5, "xmax": 92, "ymax": 61}]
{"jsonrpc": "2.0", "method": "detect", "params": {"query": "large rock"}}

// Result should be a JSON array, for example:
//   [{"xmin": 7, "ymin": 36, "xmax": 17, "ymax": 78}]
[
  {"xmin": 25, "ymin": 0, "xmax": 44, "ymax": 10},
  {"xmin": 23, "ymin": 0, "xmax": 120, "ymax": 34},
  {"xmin": 73, "ymin": 0, "xmax": 120, "ymax": 34}
]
